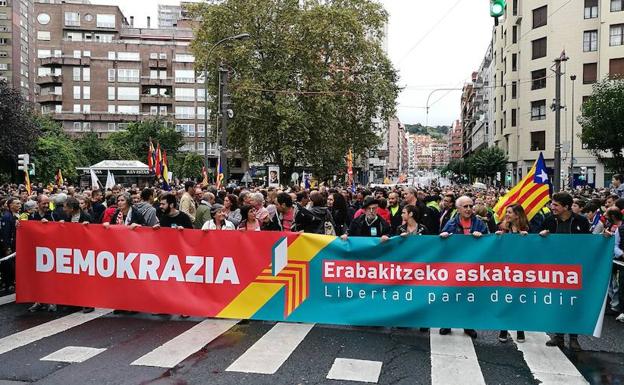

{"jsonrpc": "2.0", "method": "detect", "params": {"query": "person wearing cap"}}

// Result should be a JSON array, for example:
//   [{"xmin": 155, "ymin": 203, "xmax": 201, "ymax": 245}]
[
  {"xmin": 201, "ymin": 204, "xmax": 236, "ymax": 230},
  {"xmin": 341, "ymin": 196, "xmax": 390, "ymax": 240}
]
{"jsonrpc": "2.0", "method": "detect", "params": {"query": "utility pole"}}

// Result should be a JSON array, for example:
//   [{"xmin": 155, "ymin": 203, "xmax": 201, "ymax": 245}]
[
  {"xmin": 219, "ymin": 65, "xmax": 230, "ymax": 184},
  {"xmin": 553, "ymin": 52, "xmax": 568, "ymax": 192},
  {"xmin": 569, "ymin": 74, "xmax": 577, "ymax": 189}
]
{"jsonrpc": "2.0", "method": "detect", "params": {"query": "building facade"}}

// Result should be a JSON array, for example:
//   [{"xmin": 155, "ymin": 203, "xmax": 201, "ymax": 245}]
[
  {"xmin": 0, "ymin": 0, "xmax": 36, "ymax": 100},
  {"xmin": 460, "ymin": 76, "xmax": 476, "ymax": 157},
  {"xmin": 31, "ymin": 1, "xmax": 240, "ymax": 171},
  {"xmin": 486, "ymin": 0, "xmax": 624, "ymax": 187},
  {"xmin": 448, "ymin": 119, "xmax": 463, "ymax": 160},
  {"xmin": 386, "ymin": 116, "xmax": 408, "ymax": 178},
  {"xmin": 410, "ymin": 134, "xmax": 449, "ymax": 170},
  {"xmin": 471, "ymin": 41, "xmax": 494, "ymax": 153}
]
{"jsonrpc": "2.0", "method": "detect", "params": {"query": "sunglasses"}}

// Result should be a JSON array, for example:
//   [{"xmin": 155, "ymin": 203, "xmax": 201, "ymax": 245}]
[{"xmin": 462, "ymin": 205, "xmax": 474, "ymax": 209}]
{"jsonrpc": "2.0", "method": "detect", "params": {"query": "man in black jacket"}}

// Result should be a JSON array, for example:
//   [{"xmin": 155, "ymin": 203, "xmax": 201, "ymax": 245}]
[
  {"xmin": 539, "ymin": 192, "xmax": 590, "ymax": 351},
  {"xmin": 341, "ymin": 196, "xmax": 391, "ymax": 239},
  {"xmin": 387, "ymin": 192, "xmax": 403, "ymax": 234}
]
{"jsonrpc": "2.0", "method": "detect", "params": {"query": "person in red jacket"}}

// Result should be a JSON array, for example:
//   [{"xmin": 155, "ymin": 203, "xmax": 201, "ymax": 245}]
[{"xmin": 376, "ymin": 197, "xmax": 391, "ymax": 224}]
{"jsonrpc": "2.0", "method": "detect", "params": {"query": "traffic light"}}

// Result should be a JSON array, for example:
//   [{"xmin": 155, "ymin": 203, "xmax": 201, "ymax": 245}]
[
  {"xmin": 17, "ymin": 154, "xmax": 29, "ymax": 172},
  {"xmin": 490, "ymin": 0, "xmax": 506, "ymax": 25},
  {"xmin": 29, "ymin": 163, "xmax": 35, "ymax": 176}
]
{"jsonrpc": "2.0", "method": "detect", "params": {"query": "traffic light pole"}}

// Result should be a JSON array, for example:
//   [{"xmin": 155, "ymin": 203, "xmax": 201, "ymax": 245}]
[
  {"xmin": 219, "ymin": 66, "xmax": 229, "ymax": 184},
  {"xmin": 553, "ymin": 53, "xmax": 568, "ymax": 193}
]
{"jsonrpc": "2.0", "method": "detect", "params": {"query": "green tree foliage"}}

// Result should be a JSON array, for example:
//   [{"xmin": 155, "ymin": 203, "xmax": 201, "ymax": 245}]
[
  {"xmin": 0, "ymin": 80, "xmax": 40, "ymax": 179},
  {"xmin": 107, "ymin": 119, "xmax": 183, "ymax": 161},
  {"xmin": 578, "ymin": 78, "xmax": 624, "ymax": 172},
  {"xmin": 404, "ymin": 124, "xmax": 450, "ymax": 139},
  {"xmin": 190, "ymin": 0, "xmax": 399, "ymax": 179},
  {"xmin": 442, "ymin": 147, "xmax": 507, "ymax": 183},
  {"xmin": 75, "ymin": 132, "xmax": 132, "ymax": 165},
  {"xmin": 32, "ymin": 117, "xmax": 85, "ymax": 182},
  {"xmin": 175, "ymin": 152, "xmax": 205, "ymax": 180}
]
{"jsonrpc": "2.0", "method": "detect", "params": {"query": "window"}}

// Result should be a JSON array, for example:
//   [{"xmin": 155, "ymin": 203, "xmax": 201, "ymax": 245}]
[
  {"xmin": 150, "ymin": 106, "xmax": 158, "ymax": 115},
  {"xmin": 95, "ymin": 34, "xmax": 113, "ymax": 43},
  {"xmin": 108, "ymin": 105, "xmax": 115, "ymax": 113},
  {"xmin": 85, "ymin": 14, "xmax": 94, "ymax": 22},
  {"xmin": 108, "ymin": 86, "xmax": 115, "ymax": 100},
  {"xmin": 73, "ymin": 86, "xmax": 80, "ymax": 99},
  {"xmin": 612, "ymin": 0, "xmax": 623, "ymax": 12},
  {"xmin": 583, "ymin": 63, "xmax": 598, "ymax": 84},
  {"xmin": 117, "ymin": 68, "xmax": 139, "ymax": 82},
  {"xmin": 512, "ymin": 0, "xmax": 518, "ymax": 15},
  {"xmin": 73, "ymin": 122, "xmax": 81, "ymax": 131},
  {"xmin": 37, "ymin": 31, "xmax": 50, "ymax": 41},
  {"xmin": 512, "ymin": 53, "xmax": 517, "ymax": 71},
  {"xmin": 532, "ymin": 37, "xmax": 547, "ymax": 59},
  {"xmin": 108, "ymin": 69, "xmax": 115, "ymax": 82},
  {"xmin": 175, "ymin": 88, "xmax": 195, "ymax": 101},
  {"xmin": 108, "ymin": 51, "xmax": 116, "ymax": 60},
  {"xmin": 38, "ymin": 67, "xmax": 51, "ymax": 77},
  {"xmin": 107, "ymin": 123, "xmax": 116, "ymax": 131},
  {"xmin": 118, "ymin": 105, "xmax": 139, "ymax": 114},
  {"xmin": 531, "ymin": 100, "xmax": 546, "ymax": 120},
  {"xmin": 512, "ymin": 81, "xmax": 517, "ymax": 99},
  {"xmin": 531, "ymin": 131, "xmax": 546, "ymax": 151},
  {"xmin": 197, "ymin": 124, "xmax": 206, "ymax": 138},
  {"xmin": 0, "ymin": 38, "xmax": 7, "ymax": 45},
  {"xmin": 160, "ymin": 106, "xmax": 167, "ymax": 115},
  {"xmin": 533, "ymin": 6, "xmax": 547, "ymax": 29},
  {"xmin": 117, "ymin": 87, "xmax": 139, "ymax": 101},
  {"xmin": 65, "ymin": 12, "xmax": 80, "ymax": 27},
  {"xmin": 583, "ymin": 30, "xmax": 598, "ymax": 52},
  {"xmin": 83, "ymin": 86, "xmax": 90, "ymax": 100},
  {"xmin": 37, "ymin": 49, "xmax": 51, "ymax": 58},
  {"xmin": 531, "ymin": 69, "xmax": 547, "ymax": 89},
  {"xmin": 150, "ymin": 53, "xmax": 158, "ymax": 59},
  {"xmin": 197, "ymin": 89, "xmax": 206, "ymax": 101},
  {"xmin": 0, "ymin": 63, "xmax": 7, "ymax": 70},
  {"xmin": 175, "ymin": 69, "xmax": 195, "ymax": 83},
  {"xmin": 175, "ymin": 106, "xmax": 195, "ymax": 119},
  {"xmin": 73, "ymin": 67, "xmax": 81, "ymax": 81},
  {"xmin": 174, "ymin": 54, "xmax": 195, "ymax": 63},
  {"xmin": 503, "ymin": 111, "xmax": 507, "ymax": 128},
  {"xmin": 37, "ymin": 13, "xmax": 50, "ymax": 25},
  {"xmin": 83, "ymin": 68, "xmax": 90, "ymax": 82},
  {"xmin": 84, "ymin": 51, "xmax": 91, "ymax": 57},
  {"xmin": 83, "ymin": 104, "xmax": 90, "ymax": 113},
  {"xmin": 117, "ymin": 52, "xmax": 140, "ymax": 61},
  {"xmin": 512, "ymin": 26, "xmax": 517, "ymax": 44},
  {"xmin": 611, "ymin": 24, "xmax": 624, "ymax": 46},
  {"xmin": 511, "ymin": 109, "xmax": 517, "ymax": 127},
  {"xmin": 96, "ymin": 14, "xmax": 116, "ymax": 28},
  {"xmin": 585, "ymin": 0, "xmax": 598, "ymax": 18},
  {"xmin": 197, "ymin": 142, "xmax": 205, "ymax": 152},
  {"xmin": 73, "ymin": 50, "xmax": 81, "ymax": 59},
  {"xmin": 176, "ymin": 124, "xmax": 196, "ymax": 137},
  {"xmin": 610, "ymin": 58, "xmax": 624, "ymax": 77}
]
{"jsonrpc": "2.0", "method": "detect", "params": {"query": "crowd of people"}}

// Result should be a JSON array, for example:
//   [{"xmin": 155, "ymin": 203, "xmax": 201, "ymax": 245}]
[{"xmin": 2, "ymin": 174, "xmax": 624, "ymax": 351}]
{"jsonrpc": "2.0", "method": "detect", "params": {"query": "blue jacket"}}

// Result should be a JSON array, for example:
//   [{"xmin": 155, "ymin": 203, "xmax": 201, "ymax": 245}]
[
  {"xmin": 441, "ymin": 215, "xmax": 489, "ymax": 235},
  {"xmin": 0, "ymin": 211, "xmax": 17, "ymax": 254}
]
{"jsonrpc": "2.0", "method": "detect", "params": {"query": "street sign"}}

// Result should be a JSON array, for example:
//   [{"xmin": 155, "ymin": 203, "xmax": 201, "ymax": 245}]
[
  {"xmin": 291, "ymin": 172, "xmax": 299, "ymax": 182},
  {"xmin": 241, "ymin": 171, "xmax": 253, "ymax": 183}
]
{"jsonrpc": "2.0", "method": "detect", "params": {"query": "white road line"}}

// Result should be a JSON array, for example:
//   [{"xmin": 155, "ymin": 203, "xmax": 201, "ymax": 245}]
[
  {"xmin": 131, "ymin": 318, "xmax": 239, "ymax": 368},
  {"xmin": 327, "ymin": 358, "xmax": 383, "ymax": 383},
  {"xmin": 226, "ymin": 322, "xmax": 314, "ymax": 374},
  {"xmin": 514, "ymin": 332, "xmax": 589, "ymax": 385},
  {"xmin": 41, "ymin": 346, "xmax": 106, "ymax": 363},
  {"xmin": 0, "ymin": 309, "xmax": 111, "ymax": 356},
  {"xmin": 430, "ymin": 329, "xmax": 486, "ymax": 385},
  {"xmin": 0, "ymin": 294, "xmax": 15, "ymax": 306}
]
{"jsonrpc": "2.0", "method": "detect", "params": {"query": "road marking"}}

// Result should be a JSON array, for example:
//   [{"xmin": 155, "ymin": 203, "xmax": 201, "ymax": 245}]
[
  {"xmin": 0, "ymin": 294, "xmax": 15, "ymax": 306},
  {"xmin": 0, "ymin": 309, "xmax": 111, "ymax": 356},
  {"xmin": 226, "ymin": 322, "xmax": 314, "ymax": 374},
  {"xmin": 430, "ymin": 329, "xmax": 486, "ymax": 385},
  {"xmin": 41, "ymin": 346, "xmax": 106, "ymax": 363},
  {"xmin": 131, "ymin": 318, "xmax": 239, "ymax": 368},
  {"xmin": 514, "ymin": 332, "xmax": 589, "ymax": 385},
  {"xmin": 327, "ymin": 358, "xmax": 383, "ymax": 383}
]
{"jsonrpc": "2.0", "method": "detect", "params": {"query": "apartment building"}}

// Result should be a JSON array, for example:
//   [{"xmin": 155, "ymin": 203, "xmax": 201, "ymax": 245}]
[
  {"xmin": 471, "ymin": 42, "xmax": 494, "ymax": 153},
  {"xmin": 460, "ymin": 75, "xmax": 476, "ymax": 157},
  {"xmin": 0, "ymin": 0, "xmax": 36, "ymax": 100},
  {"xmin": 410, "ymin": 134, "xmax": 449, "ymax": 170},
  {"xmin": 32, "ymin": 1, "xmax": 230, "ymax": 167},
  {"xmin": 448, "ymin": 119, "xmax": 463, "ymax": 160},
  {"xmin": 386, "ymin": 117, "xmax": 408, "ymax": 178},
  {"xmin": 488, "ymin": 0, "xmax": 624, "ymax": 187}
]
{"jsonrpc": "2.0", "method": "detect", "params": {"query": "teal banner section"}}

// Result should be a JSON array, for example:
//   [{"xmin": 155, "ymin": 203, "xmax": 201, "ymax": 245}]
[{"xmin": 255, "ymin": 234, "xmax": 613, "ymax": 336}]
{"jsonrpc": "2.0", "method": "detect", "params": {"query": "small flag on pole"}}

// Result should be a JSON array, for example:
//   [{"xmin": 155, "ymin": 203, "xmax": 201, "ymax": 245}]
[
  {"xmin": 105, "ymin": 170, "xmax": 116, "ymax": 190},
  {"xmin": 55, "ymin": 169, "xmax": 64, "ymax": 187},
  {"xmin": 24, "ymin": 171, "xmax": 31, "ymax": 195},
  {"xmin": 90, "ymin": 168, "xmax": 100, "ymax": 190},
  {"xmin": 216, "ymin": 157, "xmax": 224, "ymax": 190}
]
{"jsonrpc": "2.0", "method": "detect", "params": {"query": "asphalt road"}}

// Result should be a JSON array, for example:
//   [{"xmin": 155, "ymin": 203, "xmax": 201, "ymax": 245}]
[{"xmin": 0, "ymin": 293, "xmax": 623, "ymax": 385}]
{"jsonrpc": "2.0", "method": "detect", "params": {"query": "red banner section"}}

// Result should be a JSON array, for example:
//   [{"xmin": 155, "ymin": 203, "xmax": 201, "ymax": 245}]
[
  {"xmin": 16, "ymin": 221, "xmax": 294, "ymax": 316},
  {"xmin": 322, "ymin": 260, "xmax": 582, "ymax": 289}
]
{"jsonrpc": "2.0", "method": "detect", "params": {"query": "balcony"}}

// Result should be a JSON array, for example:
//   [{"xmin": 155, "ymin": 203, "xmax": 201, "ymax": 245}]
[
  {"xmin": 140, "ymin": 95, "xmax": 173, "ymax": 104},
  {"xmin": 36, "ymin": 75, "xmax": 63, "ymax": 85},
  {"xmin": 51, "ymin": 112, "xmax": 143, "ymax": 122},
  {"xmin": 37, "ymin": 94, "xmax": 63, "ymax": 103},
  {"xmin": 141, "ymin": 77, "xmax": 173, "ymax": 86},
  {"xmin": 39, "ymin": 56, "xmax": 91, "ymax": 67},
  {"xmin": 149, "ymin": 59, "xmax": 168, "ymax": 69}
]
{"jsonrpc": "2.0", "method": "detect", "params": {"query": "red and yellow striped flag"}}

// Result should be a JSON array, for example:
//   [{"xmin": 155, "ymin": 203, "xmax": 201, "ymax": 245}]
[{"xmin": 493, "ymin": 153, "xmax": 551, "ymax": 222}]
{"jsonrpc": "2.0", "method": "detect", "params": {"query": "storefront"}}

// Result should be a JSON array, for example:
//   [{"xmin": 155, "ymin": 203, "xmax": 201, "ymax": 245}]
[{"xmin": 77, "ymin": 160, "xmax": 153, "ymax": 188}]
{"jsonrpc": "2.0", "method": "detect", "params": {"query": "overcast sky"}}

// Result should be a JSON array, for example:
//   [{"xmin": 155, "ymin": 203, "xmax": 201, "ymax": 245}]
[{"xmin": 101, "ymin": 0, "xmax": 493, "ymax": 126}]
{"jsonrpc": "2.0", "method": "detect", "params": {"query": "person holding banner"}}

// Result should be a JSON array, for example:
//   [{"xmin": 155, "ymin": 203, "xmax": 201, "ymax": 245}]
[
  {"xmin": 201, "ymin": 205, "xmax": 236, "ymax": 231},
  {"xmin": 341, "ymin": 196, "xmax": 390, "ymax": 240},
  {"xmin": 396, "ymin": 205, "xmax": 429, "ymax": 236},
  {"xmin": 239, "ymin": 205, "xmax": 262, "ymax": 231},
  {"xmin": 495, "ymin": 203, "xmax": 529, "ymax": 343},
  {"xmin": 0, "ymin": 197, "xmax": 20, "ymax": 293},
  {"xmin": 103, "ymin": 193, "xmax": 144, "ymax": 228},
  {"xmin": 539, "ymin": 192, "xmax": 590, "ymax": 351},
  {"xmin": 439, "ymin": 195, "xmax": 487, "ymax": 339}
]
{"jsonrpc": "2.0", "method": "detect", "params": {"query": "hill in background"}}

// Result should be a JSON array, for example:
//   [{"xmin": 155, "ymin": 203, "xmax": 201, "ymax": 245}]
[{"xmin": 405, "ymin": 123, "xmax": 450, "ymax": 140}]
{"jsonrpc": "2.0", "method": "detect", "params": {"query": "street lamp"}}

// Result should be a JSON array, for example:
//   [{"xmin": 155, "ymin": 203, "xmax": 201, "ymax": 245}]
[
  {"xmin": 569, "ymin": 74, "xmax": 577, "ymax": 189},
  {"xmin": 202, "ymin": 33, "xmax": 251, "ymax": 177}
]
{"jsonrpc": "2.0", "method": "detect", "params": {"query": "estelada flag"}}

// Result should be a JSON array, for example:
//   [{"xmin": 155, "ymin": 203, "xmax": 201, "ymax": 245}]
[
  {"xmin": 493, "ymin": 152, "xmax": 551, "ymax": 222},
  {"xmin": 155, "ymin": 144, "xmax": 162, "ymax": 178},
  {"xmin": 216, "ymin": 157, "xmax": 224, "ymax": 190},
  {"xmin": 55, "ymin": 169, "xmax": 64, "ymax": 187},
  {"xmin": 148, "ymin": 140, "xmax": 155, "ymax": 173}
]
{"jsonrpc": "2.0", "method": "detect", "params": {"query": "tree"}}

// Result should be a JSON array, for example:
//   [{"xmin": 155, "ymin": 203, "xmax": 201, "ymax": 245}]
[
  {"xmin": 107, "ymin": 119, "xmax": 183, "ymax": 161},
  {"xmin": 190, "ymin": 0, "xmax": 399, "ymax": 179},
  {"xmin": 175, "ymin": 152, "xmax": 205, "ymax": 180},
  {"xmin": 470, "ymin": 147, "xmax": 507, "ymax": 180},
  {"xmin": 76, "ymin": 132, "xmax": 132, "ymax": 165},
  {"xmin": 32, "ymin": 117, "xmax": 85, "ymax": 183},
  {"xmin": 578, "ymin": 78, "xmax": 624, "ymax": 173},
  {"xmin": 0, "ymin": 80, "xmax": 40, "ymax": 179}
]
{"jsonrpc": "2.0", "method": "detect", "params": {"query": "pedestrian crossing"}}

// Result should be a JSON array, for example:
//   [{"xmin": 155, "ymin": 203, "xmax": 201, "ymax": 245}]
[{"xmin": 0, "ymin": 302, "xmax": 600, "ymax": 384}]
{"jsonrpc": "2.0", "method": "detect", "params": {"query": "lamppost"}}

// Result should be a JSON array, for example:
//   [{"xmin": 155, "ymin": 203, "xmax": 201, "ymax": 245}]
[
  {"xmin": 569, "ymin": 74, "xmax": 577, "ymax": 189},
  {"xmin": 202, "ymin": 33, "xmax": 250, "ymax": 174}
]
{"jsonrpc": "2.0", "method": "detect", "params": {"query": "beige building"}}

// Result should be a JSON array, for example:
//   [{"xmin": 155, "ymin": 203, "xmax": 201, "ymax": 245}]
[{"xmin": 489, "ymin": 0, "xmax": 624, "ymax": 187}]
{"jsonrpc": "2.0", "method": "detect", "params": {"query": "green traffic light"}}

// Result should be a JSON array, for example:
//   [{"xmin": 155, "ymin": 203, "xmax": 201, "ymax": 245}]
[{"xmin": 490, "ymin": 0, "xmax": 506, "ymax": 18}]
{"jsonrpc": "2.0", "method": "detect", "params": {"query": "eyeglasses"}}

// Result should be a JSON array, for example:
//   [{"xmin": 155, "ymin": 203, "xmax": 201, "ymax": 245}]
[{"xmin": 462, "ymin": 205, "xmax": 474, "ymax": 209}]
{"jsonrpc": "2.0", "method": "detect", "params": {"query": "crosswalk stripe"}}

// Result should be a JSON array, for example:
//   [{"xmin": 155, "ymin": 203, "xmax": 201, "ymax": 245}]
[
  {"xmin": 40, "ymin": 346, "xmax": 106, "ymax": 363},
  {"xmin": 131, "ymin": 318, "xmax": 240, "ymax": 368},
  {"xmin": 226, "ymin": 322, "xmax": 314, "ymax": 374},
  {"xmin": 430, "ymin": 330, "xmax": 486, "ymax": 385},
  {"xmin": 0, "ymin": 308, "xmax": 111, "ymax": 356},
  {"xmin": 327, "ymin": 358, "xmax": 383, "ymax": 383},
  {"xmin": 0, "ymin": 294, "xmax": 15, "ymax": 306},
  {"xmin": 514, "ymin": 332, "xmax": 589, "ymax": 385}
]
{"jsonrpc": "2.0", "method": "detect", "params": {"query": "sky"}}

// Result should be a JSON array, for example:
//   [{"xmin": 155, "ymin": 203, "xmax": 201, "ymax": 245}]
[{"xmin": 101, "ymin": 0, "xmax": 493, "ymax": 126}]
